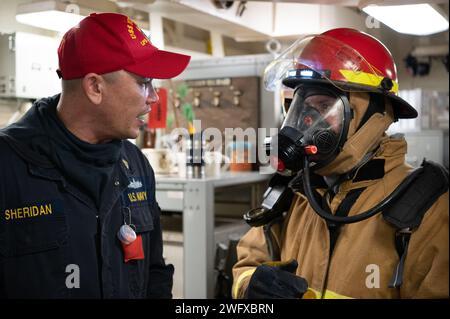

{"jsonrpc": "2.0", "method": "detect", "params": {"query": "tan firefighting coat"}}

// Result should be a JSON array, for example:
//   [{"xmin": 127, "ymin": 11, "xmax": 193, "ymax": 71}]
[{"xmin": 232, "ymin": 137, "xmax": 449, "ymax": 299}]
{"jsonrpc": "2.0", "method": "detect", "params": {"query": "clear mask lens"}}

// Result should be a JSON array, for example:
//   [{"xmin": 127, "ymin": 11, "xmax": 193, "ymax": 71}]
[{"xmin": 281, "ymin": 89, "xmax": 345, "ymax": 159}]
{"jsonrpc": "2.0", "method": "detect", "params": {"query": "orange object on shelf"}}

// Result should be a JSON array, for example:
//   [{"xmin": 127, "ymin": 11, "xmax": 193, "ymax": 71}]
[{"xmin": 229, "ymin": 141, "xmax": 253, "ymax": 172}]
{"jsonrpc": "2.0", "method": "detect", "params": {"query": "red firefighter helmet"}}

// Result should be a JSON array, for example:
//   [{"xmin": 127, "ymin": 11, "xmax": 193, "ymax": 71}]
[{"xmin": 264, "ymin": 28, "xmax": 417, "ymax": 119}]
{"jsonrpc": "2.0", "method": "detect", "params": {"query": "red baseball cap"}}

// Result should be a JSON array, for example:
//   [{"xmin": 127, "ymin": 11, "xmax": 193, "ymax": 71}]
[{"xmin": 57, "ymin": 12, "xmax": 191, "ymax": 80}]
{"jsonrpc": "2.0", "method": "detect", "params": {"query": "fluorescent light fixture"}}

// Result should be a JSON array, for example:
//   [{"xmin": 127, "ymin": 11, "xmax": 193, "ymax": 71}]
[
  {"xmin": 363, "ymin": 4, "xmax": 449, "ymax": 36},
  {"xmin": 16, "ymin": 10, "xmax": 85, "ymax": 33},
  {"xmin": 16, "ymin": 1, "xmax": 149, "ymax": 35},
  {"xmin": 16, "ymin": 1, "xmax": 87, "ymax": 33}
]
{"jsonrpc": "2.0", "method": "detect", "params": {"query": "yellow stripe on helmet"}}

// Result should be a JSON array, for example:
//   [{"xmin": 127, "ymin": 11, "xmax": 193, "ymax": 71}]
[{"xmin": 339, "ymin": 69, "xmax": 398, "ymax": 94}]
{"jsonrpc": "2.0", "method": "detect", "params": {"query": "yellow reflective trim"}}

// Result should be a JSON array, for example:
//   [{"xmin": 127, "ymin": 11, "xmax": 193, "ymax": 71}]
[
  {"xmin": 302, "ymin": 288, "xmax": 321, "ymax": 299},
  {"xmin": 232, "ymin": 268, "xmax": 256, "ymax": 299},
  {"xmin": 263, "ymin": 260, "xmax": 292, "ymax": 267},
  {"xmin": 339, "ymin": 69, "xmax": 398, "ymax": 94},
  {"xmin": 323, "ymin": 289, "xmax": 354, "ymax": 299},
  {"xmin": 302, "ymin": 288, "xmax": 353, "ymax": 299}
]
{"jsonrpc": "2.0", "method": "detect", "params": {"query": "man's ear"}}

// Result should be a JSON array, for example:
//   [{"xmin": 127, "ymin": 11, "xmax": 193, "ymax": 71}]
[{"xmin": 81, "ymin": 73, "xmax": 105, "ymax": 105}]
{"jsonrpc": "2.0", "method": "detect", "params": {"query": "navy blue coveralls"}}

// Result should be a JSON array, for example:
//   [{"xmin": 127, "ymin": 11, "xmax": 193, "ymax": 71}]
[{"xmin": 0, "ymin": 102, "xmax": 173, "ymax": 298}]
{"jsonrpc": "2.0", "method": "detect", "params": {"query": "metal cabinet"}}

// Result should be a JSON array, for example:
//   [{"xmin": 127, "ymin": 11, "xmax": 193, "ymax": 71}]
[
  {"xmin": 161, "ymin": 214, "xmax": 250, "ymax": 299},
  {"xmin": 0, "ymin": 32, "xmax": 60, "ymax": 99},
  {"xmin": 155, "ymin": 172, "xmax": 269, "ymax": 298}
]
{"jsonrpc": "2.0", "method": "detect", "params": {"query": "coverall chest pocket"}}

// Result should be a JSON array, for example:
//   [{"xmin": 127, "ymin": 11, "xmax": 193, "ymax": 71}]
[
  {"xmin": 127, "ymin": 204, "xmax": 154, "ymax": 298},
  {"xmin": 1, "ymin": 200, "xmax": 69, "ymax": 298}
]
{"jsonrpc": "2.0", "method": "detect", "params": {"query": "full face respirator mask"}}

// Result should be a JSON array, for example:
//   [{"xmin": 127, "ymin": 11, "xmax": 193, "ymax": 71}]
[
  {"xmin": 271, "ymin": 84, "xmax": 351, "ymax": 175},
  {"xmin": 244, "ymin": 85, "xmax": 352, "ymax": 258},
  {"xmin": 264, "ymin": 85, "xmax": 419, "ymax": 226}
]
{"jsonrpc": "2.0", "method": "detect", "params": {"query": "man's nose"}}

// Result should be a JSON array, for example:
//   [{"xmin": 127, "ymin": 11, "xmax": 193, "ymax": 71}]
[{"xmin": 147, "ymin": 85, "xmax": 159, "ymax": 104}]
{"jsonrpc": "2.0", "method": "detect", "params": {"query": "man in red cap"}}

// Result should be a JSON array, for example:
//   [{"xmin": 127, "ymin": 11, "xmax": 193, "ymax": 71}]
[{"xmin": 0, "ymin": 13, "xmax": 190, "ymax": 298}]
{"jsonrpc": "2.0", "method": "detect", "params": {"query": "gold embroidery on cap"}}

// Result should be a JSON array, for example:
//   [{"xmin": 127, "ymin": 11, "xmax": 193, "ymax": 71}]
[
  {"xmin": 126, "ymin": 17, "xmax": 137, "ymax": 40},
  {"xmin": 140, "ymin": 38, "xmax": 149, "ymax": 46},
  {"xmin": 126, "ymin": 17, "xmax": 150, "ymax": 46}
]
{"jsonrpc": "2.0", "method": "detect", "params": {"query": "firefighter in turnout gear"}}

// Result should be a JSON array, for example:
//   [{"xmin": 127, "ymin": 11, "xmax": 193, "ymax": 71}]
[{"xmin": 233, "ymin": 28, "xmax": 449, "ymax": 299}]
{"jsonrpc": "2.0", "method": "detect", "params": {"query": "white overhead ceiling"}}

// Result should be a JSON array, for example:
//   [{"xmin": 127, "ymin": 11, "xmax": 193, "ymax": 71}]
[
  {"xmin": 114, "ymin": 0, "xmax": 448, "ymax": 41},
  {"xmin": 116, "ymin": 0, "xmax": 363, "ymax": 40},
  {"xmin": 115, "ymin": 0, "xmax": 449, "ymax": 6},
  {"xmin": 240, "ymin": 0, "xmax": 448, "ymax": 4}
]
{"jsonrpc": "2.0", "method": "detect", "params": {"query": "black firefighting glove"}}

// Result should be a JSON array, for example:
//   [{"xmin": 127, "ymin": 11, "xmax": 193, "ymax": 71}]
[{"xmin": 246, "ymin": 259, "xmax": 308, "ymax": 299}]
